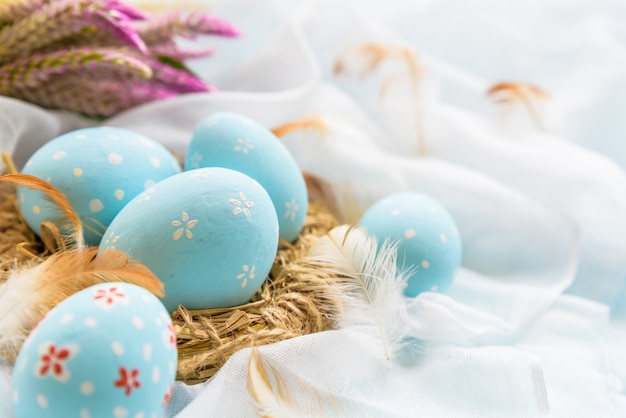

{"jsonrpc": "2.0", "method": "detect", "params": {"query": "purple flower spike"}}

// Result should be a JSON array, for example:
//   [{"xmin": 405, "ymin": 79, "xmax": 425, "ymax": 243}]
[
  {"xmin": 138, "ymin": 11, "xmax": 240, "ymax": 46},
  {"xmin": 94, "ymin": 9, "xmax": 147, "ymax": 53}
]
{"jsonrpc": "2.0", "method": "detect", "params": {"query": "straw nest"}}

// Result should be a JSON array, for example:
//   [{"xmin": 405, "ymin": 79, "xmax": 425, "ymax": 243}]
[{"xmin": 0, "ymin": 179, "xmax": 342, "ymax": 384}]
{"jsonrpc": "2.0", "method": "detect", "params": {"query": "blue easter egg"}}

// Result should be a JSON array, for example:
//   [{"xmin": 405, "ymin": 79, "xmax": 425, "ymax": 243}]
[
  {"xmin": 99, "ymin": 168, "xmax": 279, "ymax": 312},
  {"xmin": 12, "ymin": 283, "xmax": 177, "ymax": 418},
  {"xmin": 185, "ymin": 112, "xmax": 307, "ymax": 243},
  {"xmin": 18, "ymin": 127, "xmax": 182, "ymax": 245},
  {"xmin": 359, "ymin": 192, "xmax": 462, "ymax": 296}
]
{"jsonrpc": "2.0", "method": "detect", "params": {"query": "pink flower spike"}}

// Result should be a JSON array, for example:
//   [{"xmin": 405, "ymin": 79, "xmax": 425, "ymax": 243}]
[
  {"xmin": 94, "ymin": 10, "xmax": 147, "ymax": 53},
  {"xmin": 149, "ymin": 45, "xmax": 215, "ymax": 61},
  {"xmin": 198, "ymin": 15, "xmax": 241, "ymax": 38},
  {"xmin": 105, "ymin": 0, "xmax": 148, "ymax": 21}
]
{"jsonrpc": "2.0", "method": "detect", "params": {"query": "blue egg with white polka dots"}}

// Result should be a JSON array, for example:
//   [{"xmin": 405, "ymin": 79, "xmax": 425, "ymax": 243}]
[
  {"xmin": 18, "ymin": 127, "xmax": 182, "ymax": 246},
  {"xmin": 185, "ymin": 112, "xmax": 308, "ymax": 243},
  {"xmin": 12, "ymin": 283, "xmax": 177, "ymax": 418},
  {"xmin": 99, "ymin": 168, "xmax": 279, "ymax": 312},
  {"xmin": 359, "ymin": 192, "xmax": 462, "ymax": 296}
]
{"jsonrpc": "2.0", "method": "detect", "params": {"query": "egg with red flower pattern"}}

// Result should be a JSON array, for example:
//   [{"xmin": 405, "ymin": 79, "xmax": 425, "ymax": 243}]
[{"xmin": 12, "ymin": 283, "xmax": 177, "ymax": 418}]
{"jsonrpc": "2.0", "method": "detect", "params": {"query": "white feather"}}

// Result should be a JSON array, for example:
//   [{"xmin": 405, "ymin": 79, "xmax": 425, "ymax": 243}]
[
  {"xmin": 306, "ymin": 225, "xmax": 409, "ymax": 362},
  {"xmin": 0, "ymin": 262, "xmax": 47, "ymax": 361}
]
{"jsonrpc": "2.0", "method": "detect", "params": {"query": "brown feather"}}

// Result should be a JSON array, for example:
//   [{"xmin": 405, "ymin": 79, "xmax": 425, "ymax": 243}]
[
  {"xmin": 271, "ymin": 117, "xmax": 328, "ymax": 139},
  {"xmin": 0, "ymin": 173, "xmax": 84, "ymax": 248},
  {"xmin": 0, "ymin": 247, "xmax": 163, "ymax": 362}
]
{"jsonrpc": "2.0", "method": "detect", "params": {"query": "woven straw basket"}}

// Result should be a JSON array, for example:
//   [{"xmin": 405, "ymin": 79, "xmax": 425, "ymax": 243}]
[{"xmin": 0, "ymin": 169, "xmax": 341, "ymax": 384}]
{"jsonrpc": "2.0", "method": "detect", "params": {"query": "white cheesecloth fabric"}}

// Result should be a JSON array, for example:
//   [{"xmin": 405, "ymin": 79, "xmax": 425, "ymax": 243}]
[{"xmin": 1, "ymin": 0, "xmax": 625, "ymax": 416}]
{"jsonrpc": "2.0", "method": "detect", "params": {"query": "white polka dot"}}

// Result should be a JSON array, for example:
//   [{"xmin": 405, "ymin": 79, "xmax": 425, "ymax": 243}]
[
  {"xmin": 85, "ymin": 317, "xmax": 97, "ymax": 327},
  {"xmin": 168, "ymin": 362, "xmax": 175, "ymax": 376},
  {"xmin": 109, "ymin": 135, "xmax": 119, "ymax": 141},
  {"xmin": 111, "ymin": 342, "xmax": 124, "ymax": 356},
  {"xmin": 12, "ymin": 390, "xmax": 18, "ymax": 404},
  {"xmin": 421, "ymin": 260, "xmax": 430, "ymax": 269},
  {"xmin": 37, "ymin": 393, "xmax": 48, "ymax": 408},
  {"xmin": 440, "ymin": 234, "xmax": 447, "ymax": 244},
  {"xmin": 431, "ymin": 285, "xmax": 438, "ymax": 291},
  {"xmin": 150, "ymin": 157, "xmax": 161, "ymax": 168},
  {"xmin": 80, "ymin": 408, "xmax": 91, "ymax": 418},
  {"xmin": 404, "ymin": 229, "xmax": 416, "ymax": 239},
  {"xmin": 430, "ymin": 205, "xmax": 438, "ymax": 212},
  {"xmin": 144, "ymin": 179, "xmax": 155, "ymax": 190},
  {"xmin": 114, "ymin": 189, "xmax": 124, "ymax": 201},
  {"xmin": 152, "ymin": 413, "xmax": 158, "ymax": 418},
  {"xmin": 80, "ymin": 381, "xmax": 95, "ymax": 395},
  {"xmin": 32, "ymin": 205, "xmax": 40, "ymax": 214},
  {"xmin": 152, "ymin": 366, "xmax": 160, "ymax": 383},
  {"xmin": 19, "ymin": 192, "xmax": 25, "ymax": 202},
  {"xmin": 89, "ymin": 199, "xmax": 104, "ymax": 213},
  {"xmin": 143, "ymin": 343, "xmax": 152, "ymax": 361},
  {"xmin": 132, "ymin": 317, "xmax": 144, "ymax": 330},
  {"xmin": 134, "ymin": 413, "xmax": 145, "ymax": 418},
  {"xmin": 53, "ymin": 151, "xmax": 66, "ymax": 160},
  {"xmin": 155, "ymin": 318, "xmax": 162, "ymax": 327},
  {"xmin": 73, "ymin": 168, "xmax": 83, "ymax": 177},
  {"xmin": 390, "ymin": 209, "xmax": 400, "ymax": 216},
  {"xmin": 60, "ymin": 314, "xmax": 74, "ymax": 324},
  {"xmin": 75, "ymin": 134, "xmax": 86, "ymax": 140},
  {"xmin": 113, "ymin": 406, "xmax": 128, "ymax": 418},
  {"xmin": 108, "ymin": 153, "xmax": 123, "ymax": 165},
  {"xmin": 142, "ymin": 294, "xmax": 152, "ymax": 303}
]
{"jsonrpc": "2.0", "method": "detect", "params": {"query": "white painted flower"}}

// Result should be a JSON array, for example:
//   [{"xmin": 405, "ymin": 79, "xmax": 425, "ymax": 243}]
[
  {"xmin": 284, "ymin": 198, "xmax": 299, "ymax": 222},
  {"xmin": 236, "ymin": 265, "xmax": 256, "ymax": 288},
  {"xmin": 103, "ymin": 231, "xmax": 120, "ymax": 249},
  {"xmin": 189, "ymin": 168, "xmax": 214, "ymax": 180},
  {"xmin": 229, "ymin": 192, "xmax": 254, "ymax": 218},
  {"xmin": 189, "ymin": 152, "xmax": 203, "ymax": 169},
  {"xmin": 171, "ymin": 212, "xmax": 198, "ymax": 240},
  {"xmin": 233, "ymin": 138, "xmax": 254, "ymax": 154}
]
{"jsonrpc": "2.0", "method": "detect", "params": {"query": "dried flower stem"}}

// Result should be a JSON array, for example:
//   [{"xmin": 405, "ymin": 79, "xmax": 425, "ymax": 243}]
[{"xmin": 487, "ymin": 81, "xmax": 548, "ymax": 131}]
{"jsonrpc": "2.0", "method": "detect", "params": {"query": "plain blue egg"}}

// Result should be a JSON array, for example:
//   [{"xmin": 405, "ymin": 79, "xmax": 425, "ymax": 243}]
[
  {"xmin": 100, "ymin": 168, "xmax": 279, "ymax": 312},
  {"xmin": 18, "ymin": 127, "xmax": 181, "ymax": 245},
  {"xmin": 359, "ymin": 192, "xmax": 462, "ymax": 296},
  {"xmin": 185, "ymin": 112, "xmax": 307, "ymax": 243},
  {"xmin": 12, "ymin": 283, "xmax": 177, "ymax": 418}
]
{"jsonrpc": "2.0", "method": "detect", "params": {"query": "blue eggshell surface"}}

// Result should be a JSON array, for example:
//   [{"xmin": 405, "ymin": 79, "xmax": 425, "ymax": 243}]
[
  {"xmin": 359, "ymin": 192, "xmax": 462, "ymax": 296},
  {"xmin": 19, "ymin": 127, "xmax": 181, "ymax": 245},
  {"xmin": 100, "ymin": 168, "xmax": 279, "ymax": 312},
  {"xmin": 185, "ymin": 112, "xmax": 307, "ymax": 243},
  {"xmin": 12, "ymin": 283, "xmax": 177, "ymax": 418}
]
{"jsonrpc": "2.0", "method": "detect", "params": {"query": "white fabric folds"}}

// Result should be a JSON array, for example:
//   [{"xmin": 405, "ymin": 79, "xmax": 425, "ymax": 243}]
[{"xmin": 1, "ymin": 0, "xmax": 626, "ymax": 416}]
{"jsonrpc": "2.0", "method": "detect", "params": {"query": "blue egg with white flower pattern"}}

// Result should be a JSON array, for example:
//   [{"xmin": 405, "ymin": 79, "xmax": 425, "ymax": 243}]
[
  {"xmin": 12, "ymin": 283, "xmax": 177, "ymax": 418},
  {"xmin": 359, "ymin": 192, "xmax": 462, "ymax": 296},
  {"xmin": 18, "ymin": 127, "xmax": 182, "ymax": 246},
  {"xmin": 99, "ymin": 168, "xmax": 279, "ymax": 312},
  {"xmin": 185, "ymin": 112, "xmax": 307, "ymax": 243}
]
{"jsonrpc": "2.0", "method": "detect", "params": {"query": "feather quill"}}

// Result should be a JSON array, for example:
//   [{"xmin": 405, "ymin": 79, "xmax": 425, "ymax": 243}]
[
  {"xmin": 0, "ymin": 248, "xmax": 164, "ymax": 362},
  {"xmin": 306, "ymin": 225, "xmax": 409, "ymax": 363}
]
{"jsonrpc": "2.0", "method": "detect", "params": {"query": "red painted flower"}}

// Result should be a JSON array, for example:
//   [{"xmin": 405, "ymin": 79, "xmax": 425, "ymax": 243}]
[
  {"xmin": 94, "ymin": 286, "xmax": 127, "ymax": 310},
  {"xmin": 114, "ymin": 367, "xmax": 141, "ymax": 396},
  {"xmin": 35, "ymin": 342, "xmax": 76, "ymax": 383},
  {"xmin": 167, "ymin": 323, "xmax": 176, "ymax": 346},
  {"xmin": 162, "ymin": 384, "xmax": 174, "ymax": 407}
]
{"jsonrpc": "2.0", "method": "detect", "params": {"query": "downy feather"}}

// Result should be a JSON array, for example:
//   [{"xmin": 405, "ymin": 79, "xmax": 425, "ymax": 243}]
[
  {"xmin": 0, "ymin": 248, "xmax": 164, "ymax": 362},
  {"xmin": 306, "ymin": 225, "xmax": 409, "ymax": 363}
]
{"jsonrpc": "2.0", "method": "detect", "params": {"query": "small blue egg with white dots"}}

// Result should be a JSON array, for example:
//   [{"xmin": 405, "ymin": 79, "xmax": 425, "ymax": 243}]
[
  {"xmin": 18, "ymin": 127, "xmax": 182, "ymax": 245},
  {"xmin": 359, "ymin": 192, "xmax": 462, "ymax": 296},
  {"xmin": 185, "ymin": 112, "xmax": 308, "ymax": 243}
]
